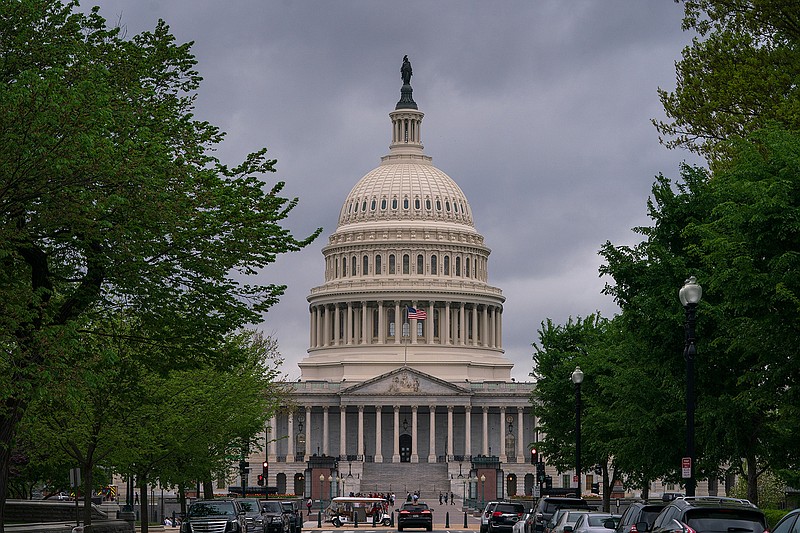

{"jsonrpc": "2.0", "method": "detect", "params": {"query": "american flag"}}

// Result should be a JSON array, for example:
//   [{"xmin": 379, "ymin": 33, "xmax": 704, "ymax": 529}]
[{"xmin": 407, "ymin": 306, "xmax": 427, "ymax": 320}]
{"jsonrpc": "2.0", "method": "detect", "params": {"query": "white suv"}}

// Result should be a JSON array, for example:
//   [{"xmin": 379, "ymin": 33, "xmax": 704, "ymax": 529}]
[{"xmin": 481, "ymin": 502, "xmax": 499, "ymax": 533}]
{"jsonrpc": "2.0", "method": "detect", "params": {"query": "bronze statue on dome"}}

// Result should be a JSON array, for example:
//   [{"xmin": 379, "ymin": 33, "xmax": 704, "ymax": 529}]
[{"xmin": 401, "ymin": 55, "xmax": 412, "ymax": 85}]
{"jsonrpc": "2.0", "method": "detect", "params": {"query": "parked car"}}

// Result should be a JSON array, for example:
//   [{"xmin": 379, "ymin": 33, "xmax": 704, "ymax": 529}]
[
  {"xmin": 260, "ymin": 500, "xmax": 290, "ymax": 533},
  {"xmin": 487, "ymin": 501, "xmax": 526, "ymax": 533},
  {"xmin": 239, "ymin": 498, "xmax": 266, "ymax": 533},
  {"xmin": 529, "ymin": 497, "xmax": 591, "ymax": 533},
  {"xmin": 482, "ymin": 501, "xmax": 500, "ymax": 533},
  {"xmin": 281, "ymin": 500, "xmax": 303, "ymax": 533},
  {"xmin": 180, "ymin": 499, "xmax": 247, "ymax": 533},
  {"xmin": 572, "ymin": 513, "xmax": 620, "ymax": 533},
  {"xmin": 646, "ymin": 496, "xmax": 767, "ymax": 533},
  {"xmin": 515, "ymin": 509, "xmax": 537, "ymax": 533},
  {"xmin": 616, "ymin": 501, "xmax": 667, "ymax": 533},
  {"xmin": 769, "ymin": 507, "xmax": 800, "ymax": 533},
  {"xmin": 397, "ymin": 501, "xmax": 433, "ymax": 531},
  {"xmin": 550, "ymin": 509, "xmax": 592, "ymax": 533}
]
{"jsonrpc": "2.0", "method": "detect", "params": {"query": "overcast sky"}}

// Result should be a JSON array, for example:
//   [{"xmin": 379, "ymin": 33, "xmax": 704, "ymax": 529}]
[{"xmin": 83, "ymin": 0, "xmax": 702, "ymax": 381}]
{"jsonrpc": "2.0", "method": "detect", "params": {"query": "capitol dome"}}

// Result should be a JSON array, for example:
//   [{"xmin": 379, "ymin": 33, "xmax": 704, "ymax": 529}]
[{"xmin": 299, "ymin": 63, "xmax": 511, "ymax": 383}]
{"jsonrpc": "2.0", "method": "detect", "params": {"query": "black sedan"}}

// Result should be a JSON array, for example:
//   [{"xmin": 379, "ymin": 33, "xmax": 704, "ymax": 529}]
[{"xmin": 397, "ymin": 502, "xmax": 433, "ymax": 531}]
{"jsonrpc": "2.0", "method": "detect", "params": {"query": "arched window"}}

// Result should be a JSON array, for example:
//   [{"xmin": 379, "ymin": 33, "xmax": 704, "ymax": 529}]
[
  {"xmin": 389, "ymin": 254, "xmax": 396, "ymax": 274},
  {"xmin": 403, "ymin": 254, "xmax": 410, "ymax": 274},
  {"xmin": 466, "ymin": 257, "xmax": 471, "ymax": 277},
  {"xmin": 444, "ymin": 256, "xmax": 450, "ymax": 275},
  {"xmin": 392, "ymin": 198, "xmax": 398, "ymax": 209},
  {"xmin": 417, "ymin": 254, "xmax": 424, "ymax": 274},
  {"xmin": 445, "ymin": 200, "xmax": 451, "ymax": 212},
  {"xmin": 456, "ymin": 256, "xmax": 461, "ymax": 276},
  {"xmin": 351, "ymin": 255, "xmax": 357, "ymax": 276},
  {"xmin": 363, "ymin": 255, "xmax": 369, "ymax": 275},
  {"xmin": 414, "ymin": 198, "xmax": 421, "ymax": 209},
  {"xmin": 371, "ymin": 199, "xmax": 376, "ymax": 211},
  {"xmin": 381, "ymin": 198, "xmax": 387, "ymax": 210},
  {"xmin": 403, "ymin": 197, "xmax": 409, "ymax": 209},
  {"xmin": 431, "ymin": 255, "xmax": 438, "ymax": 275},
  {"xmin": 425, "ymin": 198, "xmax": 432, "ymax": 210},
  {"xmin": 342, "ymin": 257, "xmax": 347, "ymax": 276},
  {"xmin": 335, "ymin": 258, "xmax": 339, "ymax": 278},
  {"xmin": 436, "ymin": 199, "xmax": 442, "ymax": 211},
  {"xmin": 361, "ymin": 200, "xmax": 367, "ymax": 212},
  {"xmin": 375, "ymin": 254, "xmax": 382, "ymax": 274},
  {"xmin": 388, "ymin": 308, "xmax": 396, "ymax": 337}
]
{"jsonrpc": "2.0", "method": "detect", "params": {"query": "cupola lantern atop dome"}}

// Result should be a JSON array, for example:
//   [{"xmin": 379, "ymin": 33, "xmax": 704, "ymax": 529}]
[{"xmin": 396, "ymin": 55, "xmax": 417, "ymax": 110}]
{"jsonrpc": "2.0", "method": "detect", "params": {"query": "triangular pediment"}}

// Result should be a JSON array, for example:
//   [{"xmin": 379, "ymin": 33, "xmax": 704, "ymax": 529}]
[{"xmin": 340, "ymin": 367, "xmax": 471, "ymax": 396}]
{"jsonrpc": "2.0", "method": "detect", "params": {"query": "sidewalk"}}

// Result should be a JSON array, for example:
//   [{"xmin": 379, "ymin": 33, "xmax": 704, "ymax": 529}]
[{"xmin": 301, "ymin": 501, "xmax": 481, "ymax": 530}]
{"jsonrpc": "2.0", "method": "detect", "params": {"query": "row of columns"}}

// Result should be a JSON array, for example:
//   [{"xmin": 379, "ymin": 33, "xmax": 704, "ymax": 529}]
[
  {"xmin": 309, "ymin": 300, "xmax": 502, "ymax": 349},
  {"xmin": 267, "ymin": 405, "xmax": 527, "ymax": 463}
]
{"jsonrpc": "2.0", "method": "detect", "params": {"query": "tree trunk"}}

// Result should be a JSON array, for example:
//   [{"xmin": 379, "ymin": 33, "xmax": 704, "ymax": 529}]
[
  {"xmin": 601, "ymin": 465, "xmax": 611, "ymax": 513},
  {"xmin": 203, "ymin": 480, "xmax": 214, "ymax": 499},
  {"xmin": 641, "ymin": 479, "xmax": 650, "ymax": 500},
  {"xmin": 746, "ymin": 456, "xmax": 758, "ymax": 506},
  {"xmin": 179, "ymin": 484, "xmax": 186, "ymax": 517},
  {"xmin": 140, "ymin": 485, "xmax": 149, "ymax": 533},
  {"xmin": 0, "ymin": 399, "xmax": 27, "ymax": 533}
]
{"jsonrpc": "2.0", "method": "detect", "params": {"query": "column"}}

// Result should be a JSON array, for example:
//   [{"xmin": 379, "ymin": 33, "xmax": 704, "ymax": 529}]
[
  {"xmin": 334, "ymin": 305, "xmax": 341, "ymax": 345},
  {"xmin": 482, "ymin": 407, "xmax": 489, "ymax": 456},
  {"xmin": 427, "ymin": 301, "xmax": 434, "ymax": 342},
  {"xmin": 309, "ymin": 307, "xmax": 316, "ymax": 348},
  {"xmin": 517, "ymin": 408, "xmax": 525, "ymax": 462},
  {"xmin": 472, "ymin": 305, "xmax": 479, "ymax": 346},
  {"xmin": 482, "ymin": 306, "xmax": 489, "ymax": 347},
  {"xmin": 393, "ymin": 406, "xmax": 401, "ymax": 462},
  {"xmin": 459, "ymin": 304, "xmax": 466, "ymax": 345},
  {"xmin": 305, "ymin": 406, "xmax": 312, "ymax": 461},
  {"xmin": 447, "ymin": 406, "xmax": 454, "ymax": 459},
  {"xmin": 411, "ymin": 405, "xmax": 419, "ymax": 463},
  {"xmin": 287, "ymin": 412, "xmax": 295, "ymax": 462},
  {"xmin": 464, "ymin": 407, "xmax": 472, "ymax": 458},
  {"xmin": 444, "ymin": 302, "xmax": 451, "ymax": 345},
  {"xmin": 346, "ymin": 303, "xmax": 353, "ymax": 345},
  {"xmin": 394, "ymin": 301, "xmax": 401, "ymax": 344},
  {"xmin": 428, "ymin": 406, "xmax": 437, "ymax": 463},
  {"xmin": 322, "ymin": 306, "xmax": 330, "ymax": 346},
  {"xmin": 316, "ymin": 306, "xmax": 323, "ymax": 348},
  {"xmin": 268, "ymin": 415, "xmax": 277, "ymax": 460},
  {"xmin": 375, "ymin": 406, "xmax": 383, "ymax": 463},
  {"xmin": 340, "ymin": 407, "xmax": 347, "ymax": 458},
  {"xmin": 490, "ymin": 307, "xmax": 496, "ymax": 348},
  {"xmin": 499, "ymin": 407, "xmax": 507, "ymax": 462},
  {"xmin": 378, "ymin": 301, "xmax": 386, "ymax": 344},
  {"xmin": 323, "ymin": 407, "xmax": 330, "ymax": 457},
  {"xmin": 357, "ymin": 405, "xmax": 365, "ymax": 458},
  {"xmin": 361, "ymin": 301, "xmax": 368, "ymax": 345},
  {"xmin": 497, "ymin": 309, "xmax": 503, "ymax": 349}
]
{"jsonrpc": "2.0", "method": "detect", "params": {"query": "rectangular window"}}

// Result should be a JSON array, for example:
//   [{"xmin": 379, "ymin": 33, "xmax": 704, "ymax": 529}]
[
  {"xmin": 417, "ymin": 254, "xmax": 424, "ymax": 274},
  {"xmin": 389, "ymin": 254, "xmax": 396, "ymax": 274},
  {"xmin": 403, "ymin": 254, "xmax": 410, "ymax": 274},
  {"xmin": 431, "ymin": 255, "xmax": 438, "ymax": 275}
]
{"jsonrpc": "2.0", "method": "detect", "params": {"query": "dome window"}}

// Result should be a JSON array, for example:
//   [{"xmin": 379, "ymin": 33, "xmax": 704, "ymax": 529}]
[
  {"xmin": 381, "ymin": 198, "xmax": 387, "ymax": 210},
  {"xmin": 445, "ymin": 200, "xmax": 451, "ymax": 212},
  {"xmin": 414, "ymin": 198, "xmax": 421, "ymax": 209},
  {"xmin": 361, "ymin": 200, "xmax": 367, "ymax": 212},
  {"xmin": 456, "ymin": 256, "xmax": 461, "ymax": 276},
  {"xmin": 444, "ymin": 255, "xmax": 450, "ymax": 275},
  {"xmin": 403, "ymin": 197, "xmax": 409, "ymax": 209},
  {"xmin": 431, "ymin": 255, "xmax": 438, "ymax": 275},
  {"xmin": 375, "ymin": 254, "xmax": 382, "ymax": 274},
  {"xmin": 453, "ymin": 202, "xmax": 458, "ymax": 213},
  {"xmin": 416, "ymin": 254, "xmax": 424, "ymax": 274},
  {"xmin": 402, "ymin": 254, "xmax": 410, "ymax": 274},
  {"xmin": 466, "ymin": 257, "xmax": 471, "ymax": 277},
  {"xmin": 436, "ymin": 199, "xmax": 442, "ymax": 211},
  {"xmin": 371, "ymin": 199, "xmax": 377, "ymax": 211},
  {"xmin": 348, "ymin": 202, "xmax": 353, "ymax": 213},
  {"xmin": 425, "ymin": 198, "xmax": 432, "ymax": 210},
  {"xmin": 363, "ymin": 255, "xmax": 369, "ymax": 275},
  {"xmin": 392, "ymin": 198, "xmax": 398, "ymax": 209},
  {"xmin": 342, "ymin": 257, "xmax": 347, "ymax": 277},
  {"xmin": 389, "ymin": 254, "xmax": 396, "ymax": 274},
  {"xmin": 351, "ymin": 255, "xmax": 357, "ymax": 276}
]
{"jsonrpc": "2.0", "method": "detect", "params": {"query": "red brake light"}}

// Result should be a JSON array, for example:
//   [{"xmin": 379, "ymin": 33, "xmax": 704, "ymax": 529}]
[
  {"xmin": 631, "ymin": 525, "xmax": 639, "ymax": 533},
  {"xmin": 422, "ymin": 510, "xmax": 431, "ymax": 514},
  {"xmin": 493, "ymin": 512, "xmax": 503, "ymax": 517}
]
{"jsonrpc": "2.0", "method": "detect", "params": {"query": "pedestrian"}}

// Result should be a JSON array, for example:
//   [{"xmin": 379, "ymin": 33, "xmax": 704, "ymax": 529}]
[
  {"xmin": 307, "ymin": 498, "xmax": 313, "ymax": 517},
  {"xmin": 450, "ymin": 491, "xmax": 455, "ymax": 505},
  {"xmin": 444, "ymin": 492, "xmax": 448, "ymax": 504},
  {"xmin": 439, "ymin": 492, "xmax": 443, "ymax": 505}
]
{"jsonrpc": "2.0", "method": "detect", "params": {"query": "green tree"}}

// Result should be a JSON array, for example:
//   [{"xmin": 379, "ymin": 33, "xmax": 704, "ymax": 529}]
[
  {"xmin": 0, "ymin": 1, "xmax": 319, "ymax": 527},
  {"xmin": 655, "ymin": 0, "xmax": 800, "ymax": 161}
]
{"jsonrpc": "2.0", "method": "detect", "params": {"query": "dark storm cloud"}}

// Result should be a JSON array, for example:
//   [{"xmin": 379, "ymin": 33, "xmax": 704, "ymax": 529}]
[{"xmin": 83, "ymin": 0, "xmax": 702, "ymax": 380}]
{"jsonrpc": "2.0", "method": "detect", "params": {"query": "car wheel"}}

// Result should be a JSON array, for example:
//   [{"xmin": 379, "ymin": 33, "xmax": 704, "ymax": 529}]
[
  {"xmin": 384, "ymin": 519, "xmax": 391, "ymax": 526},
  {"xmin": 332, "ymin": 518, "xmax": 342, "ymax": 528}
]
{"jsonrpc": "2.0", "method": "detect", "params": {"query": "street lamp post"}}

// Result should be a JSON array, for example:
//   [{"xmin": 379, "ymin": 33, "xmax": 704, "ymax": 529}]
[
  {"xmin": 319, "ymin": 474, "xmax": 325, "ymax": 513},
  {"xmin": 480, "ymin": 474, "xmax": 486, "ymax": 510},
  {"xmin": 680, "ymin": 276, "xmax": 702, "ymax": 497},
  {"xmin": 571, "ymin": 366, "xmax": 584, "ymax": 496}
]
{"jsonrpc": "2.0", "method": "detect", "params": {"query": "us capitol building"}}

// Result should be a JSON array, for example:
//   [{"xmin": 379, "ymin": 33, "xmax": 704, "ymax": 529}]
[{"xmin": 245, "ymin": 58, "xmax": 538, "ymax": 503}]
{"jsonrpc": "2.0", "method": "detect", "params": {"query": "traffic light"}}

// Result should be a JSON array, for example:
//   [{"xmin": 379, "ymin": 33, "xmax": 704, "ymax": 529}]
[
  {"xmin": 591, "ymin": 483, "xmax": 599, "ymax": 494},
  {"xmin": 545, "ymin": 475, "xmax": 553, "ymax": 489},
  {"xmin": 530, "ymin": 448, "xmax": 538, "ymax": 464},
  {"xmin": 262, "ymin": 461, "xmax": 268, "ymax": 484},
  {"xmin": 257, "ymin": 475, "xmax": 264, "ymax": 486},
  {"xmin": 536, "ymin": 462, "xmax": 545, "ymax": 483}
]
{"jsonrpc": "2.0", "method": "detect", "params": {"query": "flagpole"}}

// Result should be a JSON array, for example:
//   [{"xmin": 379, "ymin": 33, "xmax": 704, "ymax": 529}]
[{"xmin": 403, "ymin": 306, "xmax": 409, "ymax": 366}]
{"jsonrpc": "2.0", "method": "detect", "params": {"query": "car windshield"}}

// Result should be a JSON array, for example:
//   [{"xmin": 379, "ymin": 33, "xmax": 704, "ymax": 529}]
[
  {"xmin": 281, "ymin": 503, "xmax": 294, "ymax": 511},
  {"xmin": 239, "ymin": 500, "xmax": 260, "ymax": 514},
  {"xmin": 496, "ymin": 504, "xmax": 524, "ymax": 514},
  {"xmin": 639, "ymin": 509, "xmax": 663, "ymax": 526},
  {"xmin": 685, "ymin": 510, "xmax": 766, "ymax": 533},
  {"xmin": 587, "ymin": 515, "xmax": 614, "ymax": 527},
  {"xmin": 263, "ymin": 501, "xmax": 284, "ymax": 513},
  {"xmin": 567, "ymin": 512, "xmax": 589, "ymax": 523},
  {"xmin": 188, "ymin": 501, "xmax": 235, "ymax": 517}
]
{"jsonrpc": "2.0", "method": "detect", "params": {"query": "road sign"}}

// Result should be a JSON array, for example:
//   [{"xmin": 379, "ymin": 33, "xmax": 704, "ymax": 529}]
[
  {"xmin": 534, "ymin": 485, "xmax": 541, "ymax": 498},
  {"xmin": 681, "ymin": 457, "xmax": 691, "ymax": 478}
]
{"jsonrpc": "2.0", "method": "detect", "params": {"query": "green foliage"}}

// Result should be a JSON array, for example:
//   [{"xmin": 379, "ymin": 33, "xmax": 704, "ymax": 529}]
[
  {"xmin": 729, "ymin": 469, "xmax": 787, "ymax": 510},
  {"xmin": 0, "ymin": 0, "xmax": 319, "ymax": 524},
  {"xmin": 655, "ymin": 0, "xmax": 800, "ymax": 161}
]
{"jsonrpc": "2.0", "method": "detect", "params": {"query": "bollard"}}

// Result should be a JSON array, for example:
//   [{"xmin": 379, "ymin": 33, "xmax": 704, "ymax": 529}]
[
  {"xmin": 373, "ymin": 511, "xmax": 377, "ymax": 527},
  {"xmin": 318, "ymin": 510, "xmax": 322, "ymax": 528},
  {"xmin": 354, "ymin": 510, "xmax": 359, "ymax": 528},
  {"xmin": 464, "ymin": 511, "xmax": 468, "ymax": 528},
  {"xmin": 390, "ymin": 510, "xmax": 395, "ymax": 527},
  {"xmin": 446, "ymin": 511, "xmax": 450, "ymax": 528}
]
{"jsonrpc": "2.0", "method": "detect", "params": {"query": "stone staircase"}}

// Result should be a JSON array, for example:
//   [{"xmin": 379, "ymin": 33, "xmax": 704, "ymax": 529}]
[{"xmin": 360, "ymin": 463, "xmax": 450, "ymax": 502}]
